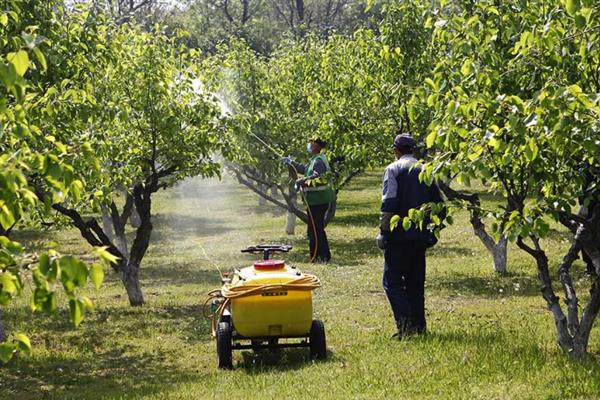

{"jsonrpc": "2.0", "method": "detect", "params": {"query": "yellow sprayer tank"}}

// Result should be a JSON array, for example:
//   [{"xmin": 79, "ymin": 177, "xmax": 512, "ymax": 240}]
[{"xmin": 230, "ymin": 260, "xmax": 313, "ymax": 337}]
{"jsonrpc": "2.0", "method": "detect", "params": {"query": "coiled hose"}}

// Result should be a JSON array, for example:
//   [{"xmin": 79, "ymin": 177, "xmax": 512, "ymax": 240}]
[{"xmin": 203, "ymin": 274, "xmax": 321, "ymax": 336}]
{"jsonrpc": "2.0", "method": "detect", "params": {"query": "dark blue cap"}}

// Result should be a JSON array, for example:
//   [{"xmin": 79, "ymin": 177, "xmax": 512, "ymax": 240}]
[
  {"xmin": 393, "ymin": 133, "xmax": 416, "ymax": 148},
  {"xmin": 310, "ymin": 138, "xmax": 327, "ymax": 148}
]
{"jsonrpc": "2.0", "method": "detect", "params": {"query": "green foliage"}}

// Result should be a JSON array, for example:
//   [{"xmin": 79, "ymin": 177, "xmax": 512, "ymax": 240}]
[
  {"xmin": 0, "ymin": 0, "xmax": 112, "ymax": 363},
  {"xmin": 205, "ymin": 3, "xmax": 435, "ymax": 200},
  {"xmin": 421, "ymin": 0, "xmax": 599, "ymax": 241}
]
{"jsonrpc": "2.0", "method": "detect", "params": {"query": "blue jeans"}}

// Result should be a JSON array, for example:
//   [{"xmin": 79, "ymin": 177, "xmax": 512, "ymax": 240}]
[{"xmin": 382, "ymin": 241, "xmax": 426, "ymax": 332}]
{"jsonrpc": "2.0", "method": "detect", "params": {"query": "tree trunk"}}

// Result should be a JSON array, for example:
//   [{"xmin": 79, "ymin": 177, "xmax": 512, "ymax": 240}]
[
  {"xmin": 121, "ymin": 261, "xmax": 144, "ymax": 306},
  {"xmin": 0, "ymin": 308, "xmax": 6, "ymax": 342},
  {"xmin": 517, "ymin": 237, "xmax": 574, "ymax": 352},
  {"xmin": 129, "ymin": 202, "xmax": 142, "ymax": 228},
  {"xmin": 101, "ymin": 204, "xmax": 115, "ymax": 242},
  {"xmin": 472, "ymin": 216, "xmax": 508, "ymax": 274},
  {"xmin": 491, "ymin": 236, "xmax": 508, "ymax": 274},
  {"xmin": 114, "ymin": 230, "xmax": 128, "ymax": 257},
  {"xmin": 286, "ymin": 193, "xmax": 297, "ymax": 235},
  {"xmin": 571, "ymin": 277, "xmax": 600, "ymax": 358},
  {"xmin": 438, "ymin": 181, "xmax": 510, "ymax": 273},
  {"xmin": 258, "ymin": 183, "xmax": 267, "ymax": 207}
]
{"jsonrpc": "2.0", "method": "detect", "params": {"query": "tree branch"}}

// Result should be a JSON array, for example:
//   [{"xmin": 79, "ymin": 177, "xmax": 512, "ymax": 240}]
[
  {"xmin": 51, "ymin": 203, "xmax": 124, "ymax": 271},
  {"xmin": 557, "ymin": 229, "xmax": 582, "ymax": 335}
]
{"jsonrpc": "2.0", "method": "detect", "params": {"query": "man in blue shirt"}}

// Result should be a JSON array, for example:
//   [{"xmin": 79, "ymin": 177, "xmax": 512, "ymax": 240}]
[{"xmin": 377, "ymin": 133, "xmax": 443, "ymax": 338}]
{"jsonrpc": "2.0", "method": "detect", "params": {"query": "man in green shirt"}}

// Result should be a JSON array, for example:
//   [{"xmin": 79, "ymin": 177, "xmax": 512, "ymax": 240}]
[{"xmin": 282, "ymin": 138, "xmax": 335, "ymax": 262}]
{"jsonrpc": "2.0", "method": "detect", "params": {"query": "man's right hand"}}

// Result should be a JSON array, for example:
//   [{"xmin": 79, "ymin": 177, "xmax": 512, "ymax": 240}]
[{"xmin": 281, "ymin": 156, "xmax": 293, "ymax": 166}]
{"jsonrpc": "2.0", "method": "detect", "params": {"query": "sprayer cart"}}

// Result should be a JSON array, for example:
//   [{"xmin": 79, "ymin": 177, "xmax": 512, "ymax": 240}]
[{"xmin": 204, "ymin": 244, "xmax": 326, "ymax": 369}]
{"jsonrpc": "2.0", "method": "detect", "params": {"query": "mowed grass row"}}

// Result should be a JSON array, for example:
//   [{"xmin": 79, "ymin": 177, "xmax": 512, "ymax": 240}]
[{"xmin": 1, "ymin": 172, "xmax": 599, "ymax": 399}]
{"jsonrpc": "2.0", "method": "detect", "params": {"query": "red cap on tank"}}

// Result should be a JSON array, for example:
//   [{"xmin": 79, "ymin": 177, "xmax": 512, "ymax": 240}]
[{"xmin": 254, "ymin": 260, "xmax": 285, "ymax": 270}]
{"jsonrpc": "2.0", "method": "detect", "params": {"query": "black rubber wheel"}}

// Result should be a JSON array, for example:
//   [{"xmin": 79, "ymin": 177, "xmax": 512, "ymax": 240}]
[
  {"xmin": 216, "ymin": 321, "xmax": 233, "ymax": 369},
  {"xmin": 309, "ymin": 319, "xmax": 327, "ymax": 360}
]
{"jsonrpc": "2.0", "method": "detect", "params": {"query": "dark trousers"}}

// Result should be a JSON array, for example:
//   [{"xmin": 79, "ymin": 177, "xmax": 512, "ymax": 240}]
[
  {"xmin": 383, "ymin": 241, "xmax": 426, "ymax": 332},
  {"xmin": 307, "ymin": 203, "xmax": 331, "ymax": 262}
]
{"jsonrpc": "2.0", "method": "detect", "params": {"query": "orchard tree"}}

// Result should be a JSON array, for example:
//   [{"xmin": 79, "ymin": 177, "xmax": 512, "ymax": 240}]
[
  {"xmin": 204, "ymin": 2, "xmax": 435, "ymax": 233},
  {"xmin": 46, "ymin": 21, "xmax": 231, "ymax": 306},
  {"xmin": 421, "ymin": 0, "xmax": 600, "ymax": 357},
  {"xmin": 0, "ymin": 1, "xmax": 110, "ymax": 363}
]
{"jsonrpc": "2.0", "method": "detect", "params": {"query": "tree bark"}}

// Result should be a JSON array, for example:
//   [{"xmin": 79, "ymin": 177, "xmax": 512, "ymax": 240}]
[
  {"xmin": 121, "ymin": 261, "xmax": 144, "ymax": 306},
  {"xmin": 286, "ymin": 192, "xmax": 297, "ymax": 235},
  {"xmin": 439, "ymin": 181, "xmax": 509, "ymax": 273},
  {"xmin": 129, "ymin": 201, "xmax": 142, "ymax": 228},
  {"xmin": 572, "ymin": 277, "xmax": 600, "ymax": 358},
  {"xmin": 491, "ymin": 237, "xmax": 508, "ymax": 274},
  {"xmin": 517, "ymin": 236, "xmax": 574, "ymax": 352},
  {"xmin": 258, "ymin": 183, "xmax": 267, "ymax": 207},
  {"xmin": 101, "ymin": 204, "xmax": 115, "ymax": 242}
]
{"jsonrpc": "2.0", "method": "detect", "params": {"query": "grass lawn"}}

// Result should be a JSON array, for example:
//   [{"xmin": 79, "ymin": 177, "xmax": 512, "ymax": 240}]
[{"xmin": 1, "ymin": 171, "xmax": 599, "ymax": 399}]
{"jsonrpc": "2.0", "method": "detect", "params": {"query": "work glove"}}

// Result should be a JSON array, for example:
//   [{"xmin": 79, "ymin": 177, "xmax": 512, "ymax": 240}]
[
  {"xmin": 294, "ymin": 177, "xmax": 306, "ymax": 190},
  {"xmin": 376, "ymin": 232, "xmax": 387, "ymax": 250},
  {"xmin": 281, "ymin": 156, "xmax": 293, "ymax": 166}
]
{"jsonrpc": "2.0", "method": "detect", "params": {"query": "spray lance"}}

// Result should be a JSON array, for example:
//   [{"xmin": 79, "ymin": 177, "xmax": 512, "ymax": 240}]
[{"xmin": 247, "ymin": 132, "xmax": 319, "ymax": 263}]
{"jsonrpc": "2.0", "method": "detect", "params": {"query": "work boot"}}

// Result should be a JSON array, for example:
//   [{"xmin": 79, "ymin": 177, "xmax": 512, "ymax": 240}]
[{"xmin": 392, "ymin": 320, "xmax": 414, "ymax": 340}]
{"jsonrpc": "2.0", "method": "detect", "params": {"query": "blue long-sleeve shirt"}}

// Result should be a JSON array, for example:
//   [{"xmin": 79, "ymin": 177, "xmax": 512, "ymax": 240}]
[{"xmin": 380, "ymin": 155, "xmax": 443, "ymax": 242}]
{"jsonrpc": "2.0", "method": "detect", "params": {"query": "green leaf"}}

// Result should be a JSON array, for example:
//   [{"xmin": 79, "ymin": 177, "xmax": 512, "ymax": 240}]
[
  {"xmin": 389, "ymin": 214, "xmax": 400, "ymax": 232},
  {"xmin": 89, "ymin": 263, "xmax": 104, "ymax": 290},
  {"xmin": 0, "ymin": 273, "xmax": 17, "ymax": 294},
  {"xmin": 15, "ymin": 333, "xmax": 31, "ymax": 355},
  {"xmin": 70, "ymin": 180, "xmax": 83, "ymax": 202},
  {"xmin": 81, "ymin": 296, "xmax": 94, "ymax": 311},
  {"xmin": 574, "ymin": 14, "xmax": 586, "ymax": 28},
  {"xmin": 565, "ymin": 0, "xmax": 581, "ymax": 17},
  {"xmin": 0, "ymin": 343, "xmax": 15, "ymax": 363},
  {"xmin": 33, "ymin": 47, "xmax": 47, "ymax": 71},
  {"xmin": 0, "ymin": 236, "xmax": 23, "ymax": 254},
  {"xmin": 0, "ymin": 205, "xmax": 16, "ymax": 230},
  {"xmin": 460, "ymin": 60, "xmax": 474, "ymax": 76},
  {"xmin": 7, "ymin": 50, "xmax": 29, "ymax": 77},
  {"xmin": 69, "ymin": 298, "xmax": 84, "ymax": 327},
  {"xmin": 402, "ymin": 217, "xmax": 411, "ymax": 231},
  {"xmin": 39, "ymin": 253, "xmax": 50, "ymax": 275},
  {"xmin": 426, "ymin": 131, "xmax": 437, "ymax": 148},
  {"xmin": 60, "ymin": 256, "xmax": 88, "ymax": 293},
  {"xmin": 94, "ymin": 247, "xmax": 119, "ymax": 266}
]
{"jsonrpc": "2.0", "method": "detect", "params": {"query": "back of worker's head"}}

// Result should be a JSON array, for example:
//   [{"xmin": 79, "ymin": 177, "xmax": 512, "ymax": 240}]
[{"xmin": 393, "ymin": 132, "xmax": 416, "ymax": 158}]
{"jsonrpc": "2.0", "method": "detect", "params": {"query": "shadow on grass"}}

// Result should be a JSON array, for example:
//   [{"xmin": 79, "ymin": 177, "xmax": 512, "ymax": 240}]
[
  {"xmin": 428, "ymin": 245, "xmax": 474, "ymax": 257},
  {"xmin": 2, "ymin": 348, "xmax": 200, "ymax": 400},
  {"xmin": 332, "ymin": 212, "xmax": 379, "ymax": 226},
  {"xmin": 428, "ymin": 273, "xmax": 541, "ymax": 297},
  {"xmin": 245, "ymin": 202, "xmax": 287, "ymax": 217},
  {"xmin": 142, "ymin": 263, "xmax": 222, "ymax": 287},
  {"xmin": 545, "ymin": 227, "xmax": 573, "ymax": 243},
  {"xmin": 239, "ymin": 348, "xmax": 336, "ymax": 373},
  {"xmin": 2, "ymin": 303, "xmax": 213, "ymax": 399}
]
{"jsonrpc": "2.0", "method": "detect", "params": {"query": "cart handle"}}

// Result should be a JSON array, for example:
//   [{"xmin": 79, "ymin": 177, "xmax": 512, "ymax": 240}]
[{"xmin": 241, "ymin": 244, "xmax": 292, "ymax": 260}]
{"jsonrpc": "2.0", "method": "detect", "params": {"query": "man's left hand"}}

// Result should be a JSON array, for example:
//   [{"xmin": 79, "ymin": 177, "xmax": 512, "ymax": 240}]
[{"xmin": 376, "ymin": 233, "xmax": 387, "ymax": 250}]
